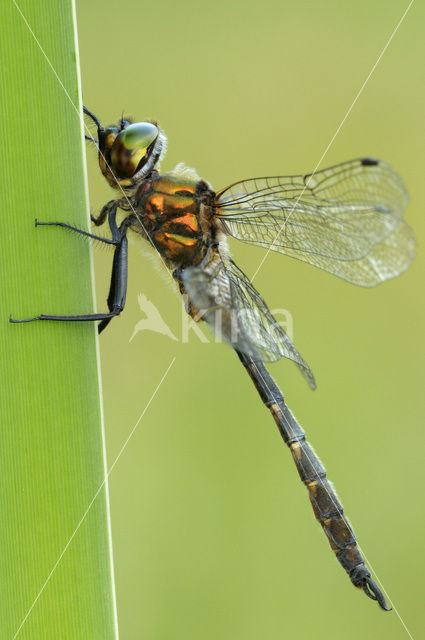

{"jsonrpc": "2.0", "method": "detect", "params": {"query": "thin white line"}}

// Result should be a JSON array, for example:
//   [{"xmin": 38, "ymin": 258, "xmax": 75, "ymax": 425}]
[
  {"xmin": 12, "ymin": 0, "xmax": 77, "ymax": 109},
  {"xmin": 12, "ymin": 357, "xmax": 176, "ymax": 640},
  {"xmin": 12, "ymin": 0, "xmax": 171, "ymax": 274},
  {"xmin": 250, "ymin": 0, "xmax": 414, "ymax": 283}
]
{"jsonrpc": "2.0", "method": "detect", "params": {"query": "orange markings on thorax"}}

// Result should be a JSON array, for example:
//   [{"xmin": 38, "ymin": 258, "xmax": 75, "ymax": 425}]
[
  {"xmin": 145, "ymin": 193, "xmax": 165, "ymax": 212},
  {"xmin": 169, "ymin": 213, "xmax": 199, "ymax": 233},
  {"xmin": 144, "ymin": 192, "xmax": 197, "ymax": 218}
]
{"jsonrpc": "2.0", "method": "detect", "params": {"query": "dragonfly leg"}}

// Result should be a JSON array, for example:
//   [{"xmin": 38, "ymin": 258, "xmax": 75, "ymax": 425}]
[
  {"xmin": 34, "ymin": 220, "xmax": 116, "ymax": 245},
  {"xmin": 91, "ymin": 200, "xmax": 117, "ymax": 227},
  {"xmin": 83, "ymin": 105, "xmax": 103, "ymax": 131},
  {"xmin": 10, "ymin": 206, "xmax": 130, "ymax": 333},
  {"xmin": 83, "ymin": 105, "xmax": 102, "ymax": 150},
  {"xmin": 98, "ymin": 221, "xmax": 129, "ymax": 333},
  {"xmin": 36, "ymin": 200, "xmax": 122, "ymax": 244},
  {"xmin": 10, "ymin": 310, "xmax": 120, "ymax": 324}
]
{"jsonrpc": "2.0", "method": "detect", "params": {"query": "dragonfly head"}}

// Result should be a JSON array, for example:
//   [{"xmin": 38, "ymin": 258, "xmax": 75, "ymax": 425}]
[
  {"xmin": 83, "ymin": 107, "xmax": 167, "ymax": 190},
  {"xmin": 98, "ymin": 118, "xmax": 167, "ymax": 189}
]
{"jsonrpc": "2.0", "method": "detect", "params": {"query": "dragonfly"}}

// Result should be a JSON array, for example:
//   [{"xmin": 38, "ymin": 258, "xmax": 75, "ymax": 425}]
[{"xmin": 11, "ymin": 106, "xmax": 416, "ymax": 610}]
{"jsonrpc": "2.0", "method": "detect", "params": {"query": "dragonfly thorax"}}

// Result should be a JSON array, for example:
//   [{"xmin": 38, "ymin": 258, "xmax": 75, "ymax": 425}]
[{"xmin": 130, "ymin": 172, "xmax": 219, "ymax": 268}]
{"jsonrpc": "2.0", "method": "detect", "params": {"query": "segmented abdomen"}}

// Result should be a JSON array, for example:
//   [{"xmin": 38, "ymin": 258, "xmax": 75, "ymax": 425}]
[
  {"xmin": 237, "ymin": 351, "xmax": 389, "ymax": 609},
  {"xmin": 271, "ymin": 403, "xmax": 364, "ymax": 574}
]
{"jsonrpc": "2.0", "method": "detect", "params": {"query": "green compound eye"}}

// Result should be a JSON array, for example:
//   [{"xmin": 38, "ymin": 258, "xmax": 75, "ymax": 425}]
[
  {"xmin": 117, "ymin": 122, "xmax": 158, "ymax": 150},
  {"xmin": 111, "ymin": 122, "xmax": 159, "ymax": 178}
]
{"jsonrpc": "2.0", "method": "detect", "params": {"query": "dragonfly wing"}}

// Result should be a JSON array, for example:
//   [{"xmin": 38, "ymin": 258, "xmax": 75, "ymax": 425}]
[
  {"xmin": 181, "ymin": 253, "xmax": 316, "ymax": 389},
  {"xmin": 216, "ymin": 158, "xmax": 415, "ymax": 286},
  {"xmin": 315, "ymin": 220, "xmax": 416, "ymax": 285}
]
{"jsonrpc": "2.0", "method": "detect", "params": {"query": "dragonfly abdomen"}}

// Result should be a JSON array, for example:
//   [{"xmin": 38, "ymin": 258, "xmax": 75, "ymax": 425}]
[
  {"xmin": 237, "ymin": 351, "xmax": 390, "ymax": 610},
  {"xmin": 268, "ymin": 401, "xmax": 365, "ymax": 577},
  {"xmin": 288, "ymin": 438, "xmax": 364, "ymax": 570}
]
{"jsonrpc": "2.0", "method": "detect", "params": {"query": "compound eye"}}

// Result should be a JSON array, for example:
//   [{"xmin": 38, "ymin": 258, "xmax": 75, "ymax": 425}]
[{"xmin": 110, "ymin": 122, "xmax": 159, "ymax": 178}]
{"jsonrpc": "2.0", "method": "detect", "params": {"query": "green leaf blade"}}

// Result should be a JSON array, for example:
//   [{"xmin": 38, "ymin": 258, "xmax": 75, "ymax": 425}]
[{"xmin": 0, "ymin": 1, "xmax": 119, "ymax": 637}]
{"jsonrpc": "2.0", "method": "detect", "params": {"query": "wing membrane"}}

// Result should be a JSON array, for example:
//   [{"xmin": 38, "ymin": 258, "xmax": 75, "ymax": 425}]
[
  {"xmin": 216, "ymin": 158, "xmax": 415, "ymax": 285},
  {"xmin": 181, "ymin": 251, "xmax": 316, "ymax": 389}
]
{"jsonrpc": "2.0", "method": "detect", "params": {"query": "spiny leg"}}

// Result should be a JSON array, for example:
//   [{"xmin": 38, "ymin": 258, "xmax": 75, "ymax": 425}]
[
  {"xmin": 91, "ymin": 200, "xmax": 117, "ymax": 228},
  {"xmin": 10, "ymin": 310, "xmax": 121, "ymax": 325},
  {"xmin": 83, "ymin": 105, "xmax": 103, "ymax": 145},
  {"xmin": 34, "ymin": 199, "xmax": 121, "ymax": 242},
  {"xmin": 34, "ymin": 219, "xmax": 116, "ymax": 245},
  {"xmin": 10, "ymin": 203, "xmax": 130, "ymax": 331},
  {"xmin": 83, "ymin": 105, "xmax": 103, "ymax": 131}
]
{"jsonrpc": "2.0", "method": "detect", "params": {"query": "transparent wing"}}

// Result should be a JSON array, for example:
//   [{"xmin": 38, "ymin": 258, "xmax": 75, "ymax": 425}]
[
  {"xmin": 216, "ymin": 158, "xmax": 415, "ymax": 286},
  {"xmin": 181, "ymin": 251, "xmax": 316, "ymax": 389}
]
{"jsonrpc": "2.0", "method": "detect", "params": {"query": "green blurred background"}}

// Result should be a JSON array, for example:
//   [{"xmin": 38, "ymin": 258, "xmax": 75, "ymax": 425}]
[{"xmin": 77, "ymin": 1, "xmax": 424, "ymax": 638}]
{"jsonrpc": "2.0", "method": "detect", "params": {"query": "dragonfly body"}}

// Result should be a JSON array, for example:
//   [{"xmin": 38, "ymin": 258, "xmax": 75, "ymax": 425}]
[
  {"xmin": 130, "ymin": 173, "xmax": 217, "ymax": 268},
  {"xmin": 11, "ymin": 105, "xmax": 416, "ymax": 611}
]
